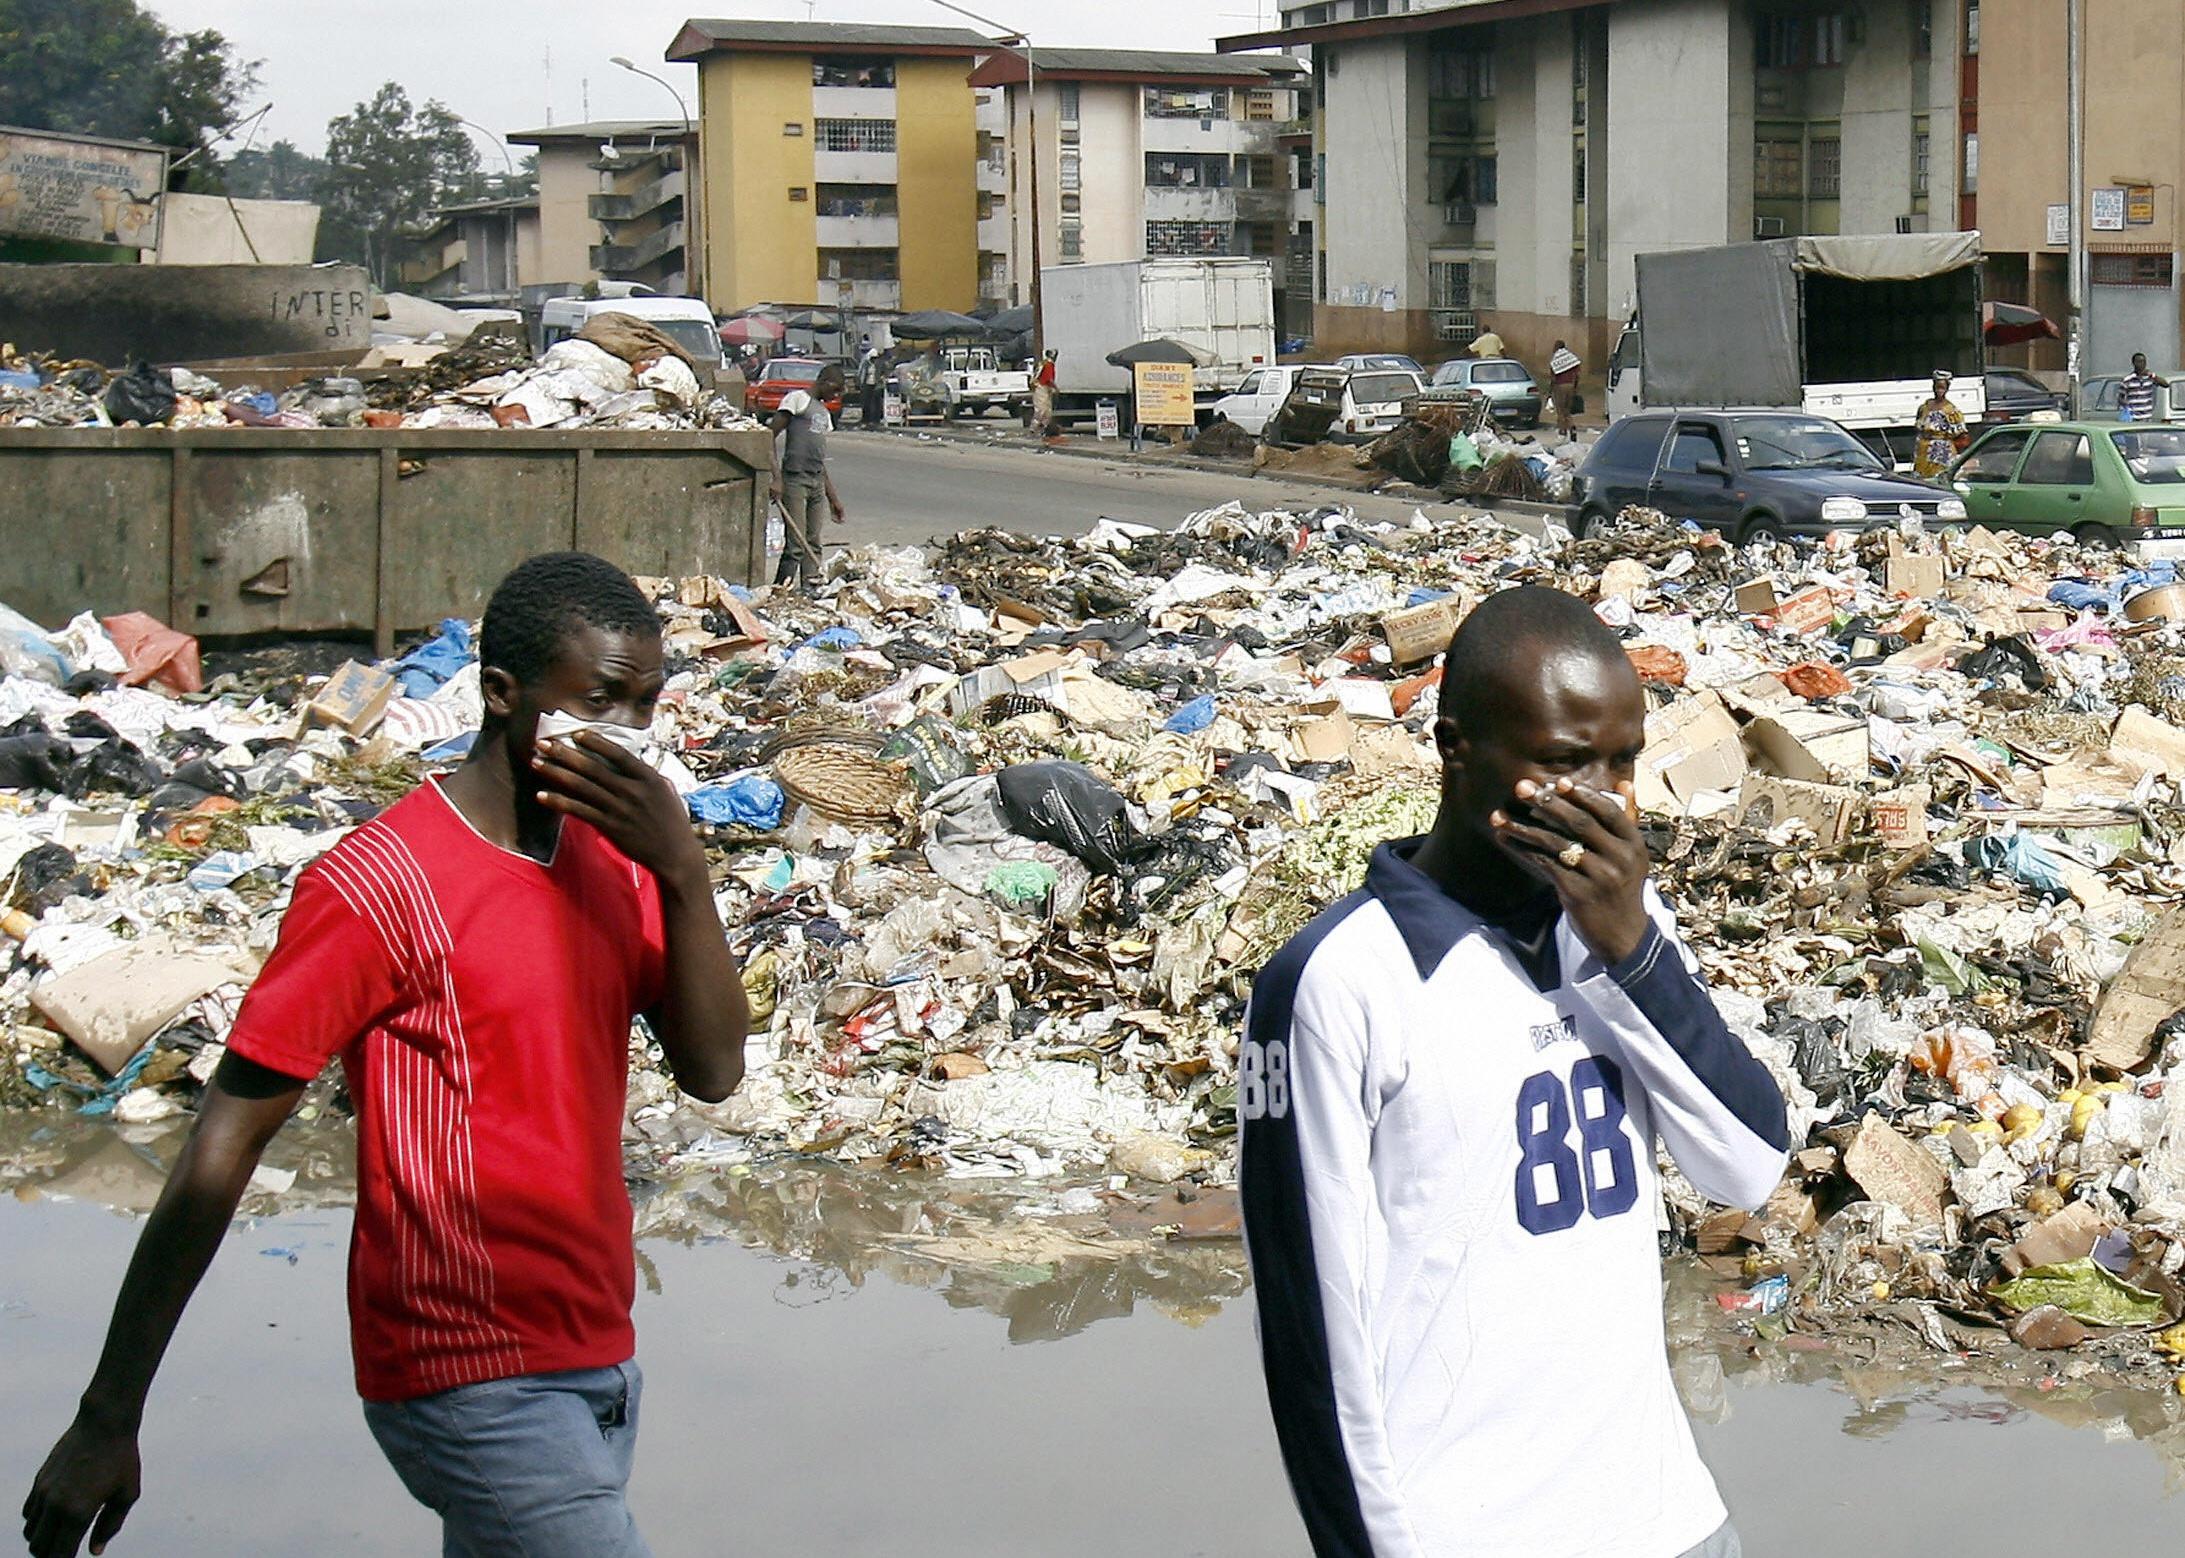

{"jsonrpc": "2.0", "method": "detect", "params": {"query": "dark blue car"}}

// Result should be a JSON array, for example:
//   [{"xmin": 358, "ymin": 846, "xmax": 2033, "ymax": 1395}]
[{"xmin": 1574, "ymin": 410, "xmax": 1968, "ymax": 543}]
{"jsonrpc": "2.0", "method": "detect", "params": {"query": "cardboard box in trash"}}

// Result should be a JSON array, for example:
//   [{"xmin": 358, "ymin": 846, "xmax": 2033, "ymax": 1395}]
[
  {"xmin": 305, "ymin": 661, "xmax": 397, "ymax": 736},
  {"xmin": 1737, "ymin": 774, "xmax": 1862, "ymax": 845},
  {"xmin": 1743, "ymin": 709, "xmax": 1870, "ymax": 785},
  {"xmin": 1379, "ymin": 595, "xmax": 1468, "ymax": 666},
  {"xmin": 1634, "ymin": 692, "xmax": 1747, "ymax": 814}
]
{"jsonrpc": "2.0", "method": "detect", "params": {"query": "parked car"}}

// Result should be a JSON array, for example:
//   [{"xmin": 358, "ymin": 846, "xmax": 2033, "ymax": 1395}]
[
  {"xmin": 1265, "ymin": 366, "xmax": 1425, "ymax": 445},
  {"xmin": 746, "ymin": 357, "xmax": 846, "ymax": 417},
  {"xmin": 1574, "ymin": 410, "xmax": 1966, "ymax": 543},
  {"xmin": 1209, "ymin": 364, "xmax": 1313, "ymax": 435},
  {"xmin": 1946, "ymin": 420, "xmax": 2185, "ymax": 550},
  {"xmin": 2077, "ymin": 371, "xmax": 2185, "ymax": 421},
  {"xmin": 1333, "ymin": 353, "xmax": 1425, "ymax": 376},
  {"xmin": 1979, "ymin": 366, "xmax": 2066, "ymax": 422},
  {"xmin": 1428, "ymin": 356, "xmax": 1543, "ymax": 426}
]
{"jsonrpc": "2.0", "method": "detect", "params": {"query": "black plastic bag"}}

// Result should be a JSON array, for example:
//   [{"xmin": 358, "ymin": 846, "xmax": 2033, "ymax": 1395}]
[
  {"xmin": 0, "ymin": 734, "xmax": 69, "ymax": 790},
  {"xmin": 1955, "ymin": 633, "xmax": 2050, "ymax": 691},
  {"xmin": 9, "ymin": 842, "xmax": 82, "ymax": 913},
  {"xmin": 59, "ymin": 739, "xmax": 162, "ymax": 798},
  {"xmin": 102, "ymin": 362, "xmax": 177, "ymax": 426},
  {"xmin": 996, "ymin": 760, "xmax": 1140, "ymax": 875}
]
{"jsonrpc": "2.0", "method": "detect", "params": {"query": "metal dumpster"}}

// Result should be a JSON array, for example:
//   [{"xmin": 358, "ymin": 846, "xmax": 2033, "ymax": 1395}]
[{"xmin": 0, "ymin": 426, "xmax": 772, "ymax": 653}]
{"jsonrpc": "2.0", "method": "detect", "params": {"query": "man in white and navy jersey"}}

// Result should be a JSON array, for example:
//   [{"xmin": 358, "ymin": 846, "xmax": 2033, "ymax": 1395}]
[{"xmin": 1240, "ymin": 585, "xmax": 1788, "ymax": 1558}]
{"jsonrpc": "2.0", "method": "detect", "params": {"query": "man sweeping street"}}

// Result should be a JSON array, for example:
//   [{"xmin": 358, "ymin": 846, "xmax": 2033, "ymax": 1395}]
[
  {"xmin": 1239, "ymin": 585, "xmax": 1788, "ymax": 1558},
  {"xmin": 770, "ymin": 364, "xmax": 847, "ymax": 586},
  {"xmin": 22, "ymin": 553, "xmax": 748, "ymax": 1558}
]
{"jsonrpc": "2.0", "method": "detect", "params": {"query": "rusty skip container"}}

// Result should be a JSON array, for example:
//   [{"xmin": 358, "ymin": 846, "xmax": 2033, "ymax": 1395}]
[{"xmin": 0, "ymin": 425, "xmax": 773, "ymax": 653}]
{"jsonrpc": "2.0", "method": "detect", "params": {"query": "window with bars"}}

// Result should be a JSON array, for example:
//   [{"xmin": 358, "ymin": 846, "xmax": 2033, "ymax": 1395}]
[
  {"xmin": 1427, "ymin": 43, "xmax": 1496, "ymax": 100},
  {"xmin": 2091, "ymin": 251, "xmax": 2175, "ymax": 288},
  {"xmin": 815, "ymin": 118, "xmax": 895, "ymax": 153},
  {"xmin": 1146, "ymin": 219, "xmax": 1230, "ymax": 255},
  {"xmin": 1059, "ymin": 221, "xmax": 1082, "ymax": 261},
  {"xmin": 817, "ymin": 184, "xmax": 898, "ymax": 218},
  {"xmin": 1058, "ymin": 83, "xmax": 1080, "ymax": 124},
  {"xmin": 1963, "ymin": 131, "xmax": 1977, "ymax": 193},
  {"xmin": 1059, "ymin": 150, "xmax": 1081, "ymax": 191},
  {"xmin": 1145, "ymin": 152, "xmax": 1233, "ymax": 188},
  {"xmin": 1755, "ymin": 135, "xmax": 1803, "ymax": 198},
  {"xmin": 1145, "ymin": 86, "xmax": 1229, "ymax": 119},
  {"xmin": 1912, "ymin": 0, "xmax": 1933, "ymax": 57},
  {"xmin": 1429, "ymin": 258, "xmax": 1495, "ymax": 310},
  {"xmin": 1429, "ymin": 154, "xmax": 1497, "ymax": 205},
  {"xmin": 1246, "ymin": 90, "xmax": 1276, "ymax": 121},
  {"xmin": 1965, "ymin": 0, "xmax": 1980, "ymax": 55},
  {"xmin": 1808, "ymin": 136, "xmax": 1841, "ymax": 198},
  {"xmin": 1911, "ymin": 117, "xmax": 1931, "ymax": 197}
]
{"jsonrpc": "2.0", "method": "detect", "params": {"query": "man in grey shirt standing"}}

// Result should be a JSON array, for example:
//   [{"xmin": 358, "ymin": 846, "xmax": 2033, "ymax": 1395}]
[{"xmin": 769, "ymin": 363, "xmax": 847, "ymax": 586}]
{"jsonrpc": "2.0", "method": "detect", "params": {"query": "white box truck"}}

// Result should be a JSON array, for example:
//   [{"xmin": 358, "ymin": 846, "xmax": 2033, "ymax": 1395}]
[{"xmin": 1041, "ymin": 257, "xmax": 1277, "ymax": 422}]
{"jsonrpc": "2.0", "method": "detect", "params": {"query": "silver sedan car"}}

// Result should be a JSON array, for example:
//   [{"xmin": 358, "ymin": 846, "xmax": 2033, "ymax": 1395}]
[{"xmin": 1429, "ymin": 356, "xmax": 1544, "ymax": 427}]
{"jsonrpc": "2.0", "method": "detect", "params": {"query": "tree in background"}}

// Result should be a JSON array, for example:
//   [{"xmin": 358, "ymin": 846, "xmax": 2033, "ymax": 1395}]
[
  {"xmin": 0, "ymin": 0, "xmax": 259, "ymax": 189},
  {"xmin": 315, "ymin": 83, "xmax": 478, "ymax": 283},
  {"xmin": 223, "ymin": 140, "xmax": 328, "ymax": 202}
]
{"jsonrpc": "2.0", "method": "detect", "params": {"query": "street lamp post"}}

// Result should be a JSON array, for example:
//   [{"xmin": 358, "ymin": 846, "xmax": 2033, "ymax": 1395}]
[
  {"xmin": 611, "ymin": 55, "xmax": 702, "ymax": 300},
  {"xmin": 2066, "ymin": 0, "xmax": 2085, "ymax": 404},
  {"xmin": 929, "ymin": 1, "xmax": 1042, "ymax": 368},
  {"xmin": 454, "ymin": 117, "xmax": 517, "ymax": 182}
]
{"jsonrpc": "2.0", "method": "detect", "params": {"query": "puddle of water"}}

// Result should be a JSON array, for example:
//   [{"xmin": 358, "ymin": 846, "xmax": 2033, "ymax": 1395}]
[{"xmin": 4, "ymin": 1117, "xmax": 2184, "ymax": 1554}]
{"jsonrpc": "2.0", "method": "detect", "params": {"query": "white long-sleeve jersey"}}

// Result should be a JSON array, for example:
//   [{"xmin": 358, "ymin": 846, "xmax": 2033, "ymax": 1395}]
[{"xmin": 1239, "ymin": 839, "xmax": 1789, "ymax": 1558}]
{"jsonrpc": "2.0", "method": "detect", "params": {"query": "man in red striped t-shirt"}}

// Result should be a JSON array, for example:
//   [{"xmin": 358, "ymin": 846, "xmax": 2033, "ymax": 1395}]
[{"xmin": 25, "ymin": 553, "xmax": 749, "ymax": 1558}]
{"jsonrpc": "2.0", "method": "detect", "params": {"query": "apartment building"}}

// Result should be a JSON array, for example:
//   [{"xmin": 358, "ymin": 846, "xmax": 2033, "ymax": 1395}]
[
  {"xmin": 396, "ymin": 195, "xmax": 540, "ymax": 302},
  {"xmin": 1972, "ymin": 0, "xmax": 2184, "ymax": 375},
  {"xmin": 1232, "ymin": 0, "xmax": 2185, "ymax": 377},
  {"xmin": 1223, "ymin": 0, "xmax": 1962, "ymax": 371},
  {"xmin": 666, "ymin": 18, "xmax": 991, "ymax": 312},
  {"xmin": 507, "ymin": 120, "xmax": 699, "ymax": 296},
  {"xmin": 967, "ymin": 49, "xmax": 1312, "ymax": 324}
]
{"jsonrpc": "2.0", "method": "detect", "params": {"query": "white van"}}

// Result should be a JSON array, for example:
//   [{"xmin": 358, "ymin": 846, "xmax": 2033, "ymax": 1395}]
[
  {"xmin": 1210, "ymin": 364, "xmax": 1310, "ymax": 436},
  {"xmin": 537, "ymin": 292, "xmax": 727, "ymax": 374}
]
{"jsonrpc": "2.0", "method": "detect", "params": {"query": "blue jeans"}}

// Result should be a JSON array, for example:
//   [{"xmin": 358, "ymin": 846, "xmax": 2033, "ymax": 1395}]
[{"xmin": 362, "ymin": 1361, "xmax": 651, "ymax": 1558}]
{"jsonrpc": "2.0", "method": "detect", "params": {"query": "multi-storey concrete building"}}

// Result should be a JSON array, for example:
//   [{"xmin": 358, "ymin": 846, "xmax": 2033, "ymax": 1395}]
[
  {"xmin": 967, "ymin": 49, "xmax": 1312, "ymax": 324},
  {"xmin": 396, "ymin": 195, "xmax": 540, "ymax": 303},
  {"xmin": 1231, "ymin": 0, "xmax": 2183, "ymax": 378},
  {"xmin": 1223, "ymin": 0, "xmax": 1965, "ymax": 372},
  {"xmin": 666, "ymin": 18, "xmax": 993, "ymax": 312},
  {"xmin": 505, "ymin": 120, "xmax": 698, "ymax": 297}
]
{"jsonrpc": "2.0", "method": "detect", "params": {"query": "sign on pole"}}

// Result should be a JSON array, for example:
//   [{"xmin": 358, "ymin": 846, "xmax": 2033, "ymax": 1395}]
[
  {"xmin": 0, "ymin": 126, "xmax": 167, "ymax": 248},
  {"xmin": 2091, "ymin": 187, "xmax": 2127, "ymax": 232},
  {"xmin": 1132, "ymin": 362, "xmax": 1196, "ymax": 427}
]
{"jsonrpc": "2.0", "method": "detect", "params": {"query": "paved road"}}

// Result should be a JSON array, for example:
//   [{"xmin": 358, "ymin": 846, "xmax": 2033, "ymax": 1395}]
[{"xmin": 818, "ymin": 429, "xmax": 1452, "ymax": 550}]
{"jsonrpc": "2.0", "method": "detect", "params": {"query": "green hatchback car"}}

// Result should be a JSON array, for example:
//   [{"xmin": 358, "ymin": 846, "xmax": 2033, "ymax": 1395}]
[{"xmin": 1946, "ymin": 420, "xmax": 2185, "ymax": 551}]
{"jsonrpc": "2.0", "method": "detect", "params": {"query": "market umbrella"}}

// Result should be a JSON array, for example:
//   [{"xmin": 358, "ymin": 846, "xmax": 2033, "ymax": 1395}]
[
  {"xmin": 1104, "ymin": 337, "xmax": 1217, "ymax": 368},
  {"xmin": 986, "ymin": 305, "xmax": 1034, "ymax": 335},
  {"xmin": 787, "ymin": 310, "xmax": 846, "ymax": 334},
  {"xmin": 720, "ymin": 315, "xmax": 786, "ymax": 346},
  {"xmin": 1983, "ymin": 300, "xmax": 2060, "ymax": 347},
  {"xmin": 891, "ymin": 309, "xmax": 993, "ymax": 340}
]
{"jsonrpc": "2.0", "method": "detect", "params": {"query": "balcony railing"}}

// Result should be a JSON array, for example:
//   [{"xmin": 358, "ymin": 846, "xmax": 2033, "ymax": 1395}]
[
  {"xmin": 589, "ymin": 169, "xmax": 686, "ymax": 223},
  {"xmin": 591, "ymin": 220, "xmax": 686, "ymax": 274}
]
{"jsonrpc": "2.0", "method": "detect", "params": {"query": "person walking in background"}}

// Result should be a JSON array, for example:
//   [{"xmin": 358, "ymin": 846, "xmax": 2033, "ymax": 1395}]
[
  {"xmin": 1239, "ymin": 586, "xmax": 1787, "ymax": 1558},
  {"xmin": 1031, "ymin": 348, "xmax": 1059, "ymax": 433},
  {"xmin": 1912, "ymin": 370, "xmax": 1967, "ymax": 479},
  {"xmin": 1549, "ymin": 339, "xmax": 1582, "ymax": 438},
  {"xmin": 769, "ymin": 365, "xmax": 847, "ymax": 586},
  {"xmin": 21, "ymin": 554, "xmax": 749, "ymax": 1558},
  {"xmin": 2120, "ymin": 352, "xmax": 2171, "ymax": 422}
]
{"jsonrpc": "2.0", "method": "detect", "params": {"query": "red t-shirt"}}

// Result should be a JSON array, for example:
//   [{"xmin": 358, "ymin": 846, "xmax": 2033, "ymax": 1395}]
[{"xmin": 226, "ymin": 778, "xmax": 665, "ymax": 1401}]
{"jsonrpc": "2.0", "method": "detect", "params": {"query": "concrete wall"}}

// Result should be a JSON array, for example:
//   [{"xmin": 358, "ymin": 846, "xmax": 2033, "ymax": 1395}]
[
  {"xmin": 532, "ymin": 146, "xmax": 598, "ymax": 286},
  {"xmin": 1081, "ymin": 84, "xmax": 1144, "ymax": 267},
  {"xmin": 152, "ymin": 195, "xmax": 319, "ymax": 266},
  {"xmin": 894, "ymin": 55, "xmax": 978, "ymax": 310},
  {"xmin": 0, "ymin": 263, "xmax": 373, "ymax": 363},
  {"xmin": 1603, "ymin": 0, "xmax": 1735, "ymax": 320},
  {"xmin": 1321, "ymin": 35, "xmax": 1421, "ymax": 311},
  {"xmin": 699, "ymin": 52, "xmax": 818, "ymax": 308}
]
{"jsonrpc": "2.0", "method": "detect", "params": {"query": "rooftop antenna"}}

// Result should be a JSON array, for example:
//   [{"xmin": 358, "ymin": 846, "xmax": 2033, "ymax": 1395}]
[
  {"xmin": 544, "ymin": 44, "xmax": 554, "ymax": 125},
  {"xmin": 582, "ymin": 77, "xmax": 590, "ymax": 120}
]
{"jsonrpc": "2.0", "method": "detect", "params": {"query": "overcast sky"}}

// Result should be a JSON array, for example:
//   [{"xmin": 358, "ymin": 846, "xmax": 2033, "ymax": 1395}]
[{"xmin": 144, "ymin": 0, "xmax": 1284, "ymax": 157}]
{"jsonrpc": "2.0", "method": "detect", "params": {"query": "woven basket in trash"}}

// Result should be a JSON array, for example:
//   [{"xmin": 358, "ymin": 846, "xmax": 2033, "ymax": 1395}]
[{"xmin": 765, "ymin": 731, "xmax": 912, "ymax": 825}]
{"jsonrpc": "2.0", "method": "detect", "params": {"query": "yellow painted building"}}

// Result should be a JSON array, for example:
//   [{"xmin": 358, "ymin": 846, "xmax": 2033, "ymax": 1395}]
[{"xmin": 667, "ymin": 18, "xmax": 992, "ymax": 313}]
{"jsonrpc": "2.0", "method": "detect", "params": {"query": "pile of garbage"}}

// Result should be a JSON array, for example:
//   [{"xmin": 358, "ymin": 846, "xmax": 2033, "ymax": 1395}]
[
  {"xmin": 0, "ymin": 314, "xmax": 757, "ymax": 434},
  {"xmin": 19, "ymin": 498, "xmax": 2185, "ymax": 1369}
]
